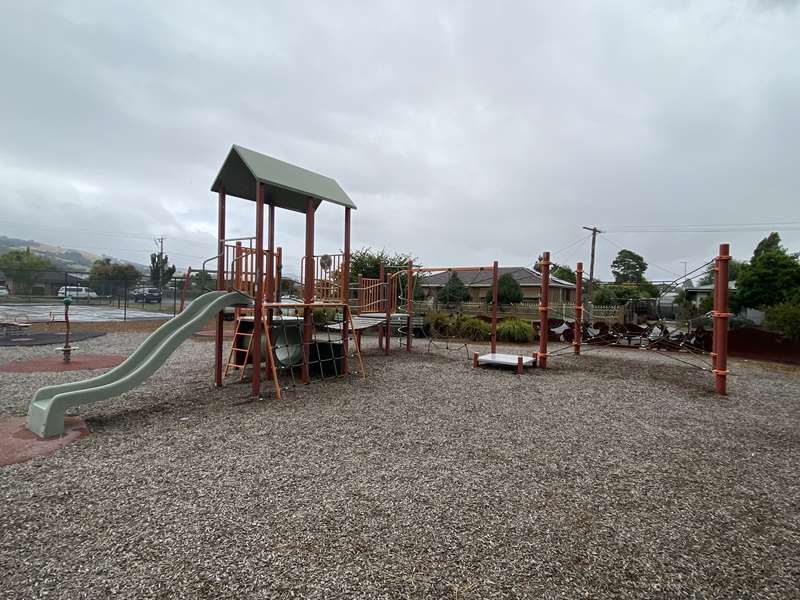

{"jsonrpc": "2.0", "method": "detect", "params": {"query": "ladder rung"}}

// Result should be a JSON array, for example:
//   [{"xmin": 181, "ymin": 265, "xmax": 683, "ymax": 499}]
[{"xmin": 230, "ymin": 348, "xmax": 249, "ymax": 353}]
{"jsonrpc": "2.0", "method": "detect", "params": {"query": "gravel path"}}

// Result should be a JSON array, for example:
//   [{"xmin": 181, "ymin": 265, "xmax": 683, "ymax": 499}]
[{"xmin": 1, "ymin": 333, "xmax": 798, "ymax": 598}]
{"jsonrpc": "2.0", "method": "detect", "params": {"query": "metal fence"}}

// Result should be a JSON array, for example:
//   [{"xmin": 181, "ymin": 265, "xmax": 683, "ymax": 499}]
[{"xmin": 0, "ymin": 268, "xmax": 206, "ymax": 321}]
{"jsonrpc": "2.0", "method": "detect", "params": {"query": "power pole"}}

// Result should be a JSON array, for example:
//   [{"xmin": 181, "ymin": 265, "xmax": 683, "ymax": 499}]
[
  {"xmin": 582, "ymin": 226, "xmax": 602, "ymax": 322},
  {"xmin": 681, "ymin": 261, "xmax": 688, "ymax": 287}
]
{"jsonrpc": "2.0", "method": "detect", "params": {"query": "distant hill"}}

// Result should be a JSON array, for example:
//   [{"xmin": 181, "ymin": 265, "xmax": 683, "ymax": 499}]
[{"xmin": 0, "ymin": 235, "xmax": 148, "ymax": 272}]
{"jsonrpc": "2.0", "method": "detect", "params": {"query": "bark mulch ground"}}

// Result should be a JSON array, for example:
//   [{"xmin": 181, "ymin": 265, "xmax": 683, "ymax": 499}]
[{"xmin": 0, "ymin": 334, "xmax": 798, "ymax": 598}]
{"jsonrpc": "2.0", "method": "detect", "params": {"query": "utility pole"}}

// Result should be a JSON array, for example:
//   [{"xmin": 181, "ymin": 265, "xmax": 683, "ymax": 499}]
[
  {"xmin": 582, "ymin": 226, "xmax": 602, "ymax": 322},
  {"xmin": 681, "ymin": 261, "xmax": 688, "ymax": 287}
]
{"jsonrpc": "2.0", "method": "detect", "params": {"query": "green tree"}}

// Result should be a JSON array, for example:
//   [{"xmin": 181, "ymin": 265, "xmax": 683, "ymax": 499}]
[
  {"xmin": 149, "ymin": 251, "xmax": 176, "ymax": 288},
  {"xmin": 349, "ymin": 248, "xmax": 414, "ymax": 282},
  {"xmin": 437, "ymin": 273, "xmax": 470, "ymax": 304},
  {"xmin": 752, "ymin": 232, "xmax": 786, "ymax": 259},
  {"xmin": 552, "ymin": 265, "xmax": 576, "ymax": 284},
  {"xmin": 611, "ymin": 249, "xmax": 648, "ymax": 283},
  {"xmin": 591, "ymin": 282, "xmax": 658, "ymax": 305},
  {"xmin": 699, "ymin": 259, "xmax": 746, "ymax": 285},
  {"xmin": 765, "ymin": 301, "xmax": 800, "ymax": 340},
  {"xmin": 736, "ymin": 250, "xmax": 800, "ymax": 309},
  {"xmin": 486, "ymin": 272, "xmax": 523, "ymax": 304},
  {"xmin": 0, "ymin": 247, "xmax": 53, "ymax": 293},
  {"xmin": 89, "ymin": 258, "xmax": 140, "ymax": 295}
]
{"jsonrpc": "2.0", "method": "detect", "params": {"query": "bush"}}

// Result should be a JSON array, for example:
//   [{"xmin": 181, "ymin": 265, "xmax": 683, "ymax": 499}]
[
  {"xmin": 496, "ymin": 318, "xmax": 532, "ymax": 343},
  {"xmin": 765, "ymin": 302, "xmax": 800, "ymax": 340},
  {"xmin": 312, "ymin": 307, "xmax": 338, "ymax": 326},
  {"xmin": 460, "ymin": 317, "xmax": 491, "ymax": 341},
  {"xmin": 424, "ymin": 312, "xmax": 451, "ymax": 336}
]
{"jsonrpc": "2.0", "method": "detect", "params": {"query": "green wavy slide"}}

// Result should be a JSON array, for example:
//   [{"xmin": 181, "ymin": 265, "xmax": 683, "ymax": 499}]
[{"xmin": 27, "ymin": 290, "xmax": 252, "ymax": 438}]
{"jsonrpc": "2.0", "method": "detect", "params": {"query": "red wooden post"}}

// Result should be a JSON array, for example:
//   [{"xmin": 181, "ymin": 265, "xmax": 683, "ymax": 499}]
[
  {"xmin": 275, "ymin": 247, "xmax": 283, "ymax": 303},
  {"xmin": 301, "ymin": 197, "xmax": 315, "ymax": 384},
  {"xmin": 538, "ymin": 251, "xmax": 550, "ymax": 369},
  {"xmin": 713, "ymin": 243, "xmax": 731, "ymax": 395},
  {"xmin": 251, "ymin": 182, "xmax": 265, "ymax": 397},
  {"xmin": 214, "ymin": 187, "xmax": 226, "ymax": 387},
  {"xmin": 357, "ymin": 274, "xmax": 363, "ymax": 315},
  {"xmin": 574, "ymin": 261, "xmax": 583, "ymax": 355},
  {"xmin": 406, "ymin": 260, "xmax": 413, "ymax": 352},
  {"xmin": 473, "ymin": 352, "xmax": 479, "ymax": 368},
  {"xmin": 342, "ymin": 207, "xmax": 351, "ymax": 374},
  {"xmin": 491, "ymin": 261, "xmax": 499, "ymax": 354},
  {"xmin": 516, "ymin": 355, "xmax": 523, "ymax": 375},
  {"xmin": 265, "ymin": 203, "xmax": 276, "ymax": 382}
]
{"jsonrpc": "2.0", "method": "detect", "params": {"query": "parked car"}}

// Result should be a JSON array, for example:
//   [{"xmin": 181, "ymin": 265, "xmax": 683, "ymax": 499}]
[
  {"xmin": 57, "ymin": 286, "xmax": 98, "ymax": 299},
  {"xmin": 132, "ymin": 287, "xmax": 163, "ymax": 303},
  {"xmin": 0, "ymin": 286, "xmax": 9, "ymax": 297}
]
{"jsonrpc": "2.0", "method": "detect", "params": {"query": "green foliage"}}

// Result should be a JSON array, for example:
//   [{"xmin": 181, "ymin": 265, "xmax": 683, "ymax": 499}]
[
  {"xmin": 736, "ymin": 251, "xmax": 800, "ymax": 309},
  {"xmin": 0, "ymin": 247, "xmax": 54, "ymax": 292},
  {"xmin": 312, "ymin": 307, "xmax": 338, "ymax": 326},
  {"xmin": 699, "ymin": 259, "xmax": 746, "ymax": 285},
  {"xmin": 460, "ymin": 317, "xmax": 491, "ymax": 341},
  {"xmin": 149, "ymin": 251, "xmax": 176, "ymax": 288},
  {"xmin": 485, "ymin": 273, "xmax": 523, "ymax": 304},
  {"xmin": 765, "ymin": 301, "xmax": 800, "ymax": 340},
  {"xmin": 699, "ymin": 295, "xmax": 714, "ymax": 313},
  {"xmin": 753, "ymin": 232, "xmax": 786, "ymax": 259},
  {"xmin": 591, "ymin": 282, "xmax": 659, "ymax": 305},
  {"xmin": 611, "ymin": 249, "xmax": 648, "ymax": 284},
  {"xmin": 437, "ymin": 273, "xmax": 470, "ymax": 304},
  {"xmin": 496, "ymin": 318, "xmax": 532, "ymax": 343},
  {"xmin": 349, "ymin": 248, "xmax": 413, "ymax": 282},
  {"xmin": 89, "ymin": 258, "xmax": 140, "ymax": 295},
  {"xmin": 551, "ymin": 265, "xmax": 576, "ymax": 284},
  {"xmin": 422, "ymin": 313, "xmax": 491, "ymax": 340}
]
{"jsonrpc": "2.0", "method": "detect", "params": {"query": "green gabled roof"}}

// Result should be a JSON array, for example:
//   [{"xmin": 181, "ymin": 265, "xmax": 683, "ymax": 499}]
[{"xmin": 211, "ymin": 145, "xmax": 356, "ymax": 213}]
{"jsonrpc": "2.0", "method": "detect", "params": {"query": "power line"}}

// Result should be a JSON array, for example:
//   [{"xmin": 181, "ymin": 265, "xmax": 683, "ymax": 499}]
[{"xmin": 599, "ymin": 233, "xmax": 682, "ymax": 277}]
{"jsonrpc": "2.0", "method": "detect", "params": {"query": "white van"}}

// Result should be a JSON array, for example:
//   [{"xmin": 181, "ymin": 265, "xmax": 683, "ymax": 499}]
[{"xmin": 57, "ymin": 286, "xmax": 98, "ymax": 299}]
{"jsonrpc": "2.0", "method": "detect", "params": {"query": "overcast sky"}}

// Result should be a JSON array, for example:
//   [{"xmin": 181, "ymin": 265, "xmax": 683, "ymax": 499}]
[{"xmin": 1, "ymin": 0, "xmax": 799, "ymax": 281}]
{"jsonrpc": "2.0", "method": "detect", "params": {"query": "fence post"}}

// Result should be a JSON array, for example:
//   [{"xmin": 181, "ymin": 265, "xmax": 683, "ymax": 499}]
[
  {"xmin": 491, "ymin": 261, "xmax": 498, "ymax": 354},
  {"xmin": 123, "ymin": 279, "xmax": 127, "ymax": 321}
]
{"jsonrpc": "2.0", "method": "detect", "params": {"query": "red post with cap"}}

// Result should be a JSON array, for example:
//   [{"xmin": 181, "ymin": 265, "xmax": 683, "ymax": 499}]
[
  {"xmin": 713, "ymin": 243, "xmax": 730, "ymax": 395},
  {"xmin": 214, "ymin": 187, "xmax": 226, "ymax": 387},
  {"xmin": 251, "ymin": 182, "xmax": 265, "ymax": 397},
  {"xmin": 574, "ymin": 261, "xmax": 583, "ymax": 355},
  {"xmin": 301, "ymin": 197, "xmax": 315, "ymax": 384},
  {"xmin": 491, "ymin": 261, "xmax": 499, "ymax": 354},
  {"xmin": 538, "ymin": 251, "xmax": 550, "ymax": 369},
  {"xmin": 341, "ymin": 207, "xmax": 351, "ymax": 374}
]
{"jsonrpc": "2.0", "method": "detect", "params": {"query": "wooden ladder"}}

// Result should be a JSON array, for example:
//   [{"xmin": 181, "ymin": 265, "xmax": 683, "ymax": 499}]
[
  {"xmin": 224, "ymin": 313, "xmax": 283, "ymax": 400},
  {"xmin": 224, "ymin": 317, "xmax": 254, "ymax": 381}
]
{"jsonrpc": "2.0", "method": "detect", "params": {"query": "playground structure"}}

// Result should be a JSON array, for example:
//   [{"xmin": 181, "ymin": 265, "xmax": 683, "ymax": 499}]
[
  {"xmin": 362, "ymin": 244, "xmax": 731, "ymax": 394},
  {"xmin": 24, "ymin": 145, "xmax": 732, "ymax": 438},
  {"xmin": 209, "ymin": 145, "xmax": 364, "ymax": 400}
]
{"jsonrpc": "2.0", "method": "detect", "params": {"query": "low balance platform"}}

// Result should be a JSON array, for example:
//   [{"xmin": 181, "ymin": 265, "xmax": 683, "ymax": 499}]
[{"xmin": 473, "ymin": 352, "xmax": 536, "ymax": 374}]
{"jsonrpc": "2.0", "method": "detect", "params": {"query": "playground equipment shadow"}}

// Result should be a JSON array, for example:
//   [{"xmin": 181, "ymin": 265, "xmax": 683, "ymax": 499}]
[{"xmin": 0, "ymin": 333, "xmax": 798, "ymax": 598}]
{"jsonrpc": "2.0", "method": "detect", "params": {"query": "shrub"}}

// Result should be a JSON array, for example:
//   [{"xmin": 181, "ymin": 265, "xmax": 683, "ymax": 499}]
[
  {"xmin": 424, "ymin": 311, "xmax": 451, "ymax": 336},
  {"xmin": 765, "ymin": 302, "xmax": 800, "ymax": 340},
  {"xmin": 496, "ymin": 318, "xmax": 532, "ymax": 343},
  {"xmin": 460, "ymin": 317, "xmax": 491, "ymax": 341},
  {"xmin": 312, "ymin": 307, "xmax": 338, "ymax": 326}
]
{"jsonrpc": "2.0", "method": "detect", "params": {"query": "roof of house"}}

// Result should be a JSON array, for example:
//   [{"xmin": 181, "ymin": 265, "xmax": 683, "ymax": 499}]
[
  {"xmin": 420, "ymin": 267, "xmax": 575, "ymax": 289},
  {"xmin": 211, "ymin": 145, "xmax": 356, "ymax": 214},
  {"xmin": 686, "ymin": 281, "xmax": 737, "ymax": 292}
]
